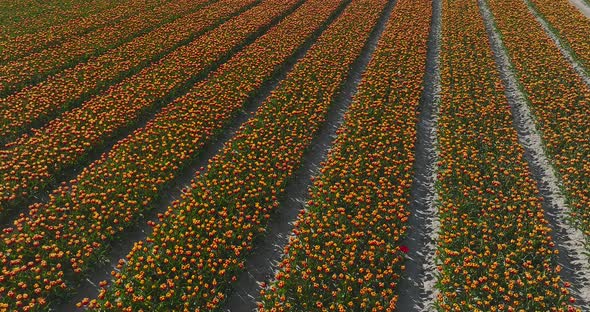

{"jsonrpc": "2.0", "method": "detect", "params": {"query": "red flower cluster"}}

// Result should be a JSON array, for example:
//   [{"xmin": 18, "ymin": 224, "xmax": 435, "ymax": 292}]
[
  {"xmin": 435, "ymin": 0, "xmax": 573, "ymax": 310},
  {"xmin": 260, "ymin": 0, "xmax": 431, "ymax": 310},
  {"xmin": 84, "ymin": 0, "xmax": 388, "ymax": 309}
]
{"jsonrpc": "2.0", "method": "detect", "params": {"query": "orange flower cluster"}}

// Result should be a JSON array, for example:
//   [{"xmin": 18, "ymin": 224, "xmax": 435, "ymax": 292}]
[
  {"xmin": 0, "ymin": 0, "xmax": 164, "ymax": 64},
  {"xmin": 260, "ymin": 0, "xmax": 432, "ymax": 311},
  {"xmin": 435, "ymin": 0, "xmax": 573, "ymax": 310},
  {"xmin": 529, "ymin": 0, "xmax": 590, "ymax": 70},
  {"xmin": 259, "ymin": 0, "xmax": 431, "ymax": 310},
  {"xmin": 0, "ymin": 0, "xmax": 337, "ymax": 309},
  {"xmin": 85, "ymin": 0, "xmax": 389, "ymax": 310},
  {"xmin": 0, "ymin": 0, "xmax": 209, "ymax": 96},
  {"xmin": 487, "ymin": 0, "xmax": 590, "ymax": 253},
  {"xmin": 0, "ymin": 0, "xmax": 256, "ymax": 145},
  {"xmin": 0, "ymin": 0, "xmax": 293, "ymax": 219},
  {"xmin": 0, "ymin": 0, "xmax": 123, "ymax": 41}
]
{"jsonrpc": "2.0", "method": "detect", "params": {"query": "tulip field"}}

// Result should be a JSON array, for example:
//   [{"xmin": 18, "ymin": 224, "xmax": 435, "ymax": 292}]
[{"xmin": 2, "ymin": 0, "xmax": 590, "ymax": 310}]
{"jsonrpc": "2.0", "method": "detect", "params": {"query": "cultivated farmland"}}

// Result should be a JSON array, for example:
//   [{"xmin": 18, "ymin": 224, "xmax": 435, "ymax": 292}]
[{"xmin": 1, "ymin": 0, "xmax": 590, "ymax": 311}]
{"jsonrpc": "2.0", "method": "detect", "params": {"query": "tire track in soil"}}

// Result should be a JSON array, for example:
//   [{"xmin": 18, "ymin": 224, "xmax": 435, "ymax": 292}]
[
  {"xmin": 55, "ymin": 1, "xmax": 352, "ymax": 310},
  {"xmin": 0, "ymin": 0, "xmax": 303, "ymax": 230},
  {"xmin": 479, "ymin": 0, "xmax": 590, "ymax": 309},
  {"xmin": 220, "ymin": 0, "xmax": 398, "ymax": 310},
  {"xmin": 524, "ymin": 0, "xmax": 590, "ymax": 86},
  {"xmin": 395, "ymin": 0, "xmax": 442, "ymax": 310}
]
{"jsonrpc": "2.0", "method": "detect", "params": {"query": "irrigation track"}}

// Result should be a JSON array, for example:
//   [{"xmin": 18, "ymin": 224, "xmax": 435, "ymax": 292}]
[
  {"xmin": 221, "ymin": 0, "xmax": 398, "ymax": 310},
  {"xmin": 395, "ymin": 0, "xmax": 441, "ymax": 310},
  {"xmin": 479, "ymin": 0, "xmax": 590, "ymax": 308},
  {"xmin": 0, "ymin": 0, "xmax": 304, "ymax": 230},
  {"xmin": 55, "ymin": 1, "xmax": 353, "ymax": 310},
  {"xmin": 569, "ymin": 0, "xmax": 590, "ymax": 18},
  {"xmin": 523, "ymin": 0, "xmax": 590, "ymax": 86}
]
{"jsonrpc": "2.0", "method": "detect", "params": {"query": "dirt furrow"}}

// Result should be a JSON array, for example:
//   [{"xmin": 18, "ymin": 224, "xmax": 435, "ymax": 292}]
[
  {"xmin": 222, "ymin": 0, "xmax": 398, "ymax": 310},
  {"xmin": 479, "ymin": 0, "xmax": 590, "ymax": 308},
  {"xmin": 56, "ymin": 1, "xmax": 353, "ymax": 310},
  {"xmin": 395, "ymin": 0, "xmax": 441, "ymax": 310},
  {"xmin": 524, "ymin": 0, "xmax": 590, "ymax": 86},
  {"xmin": 569, "ymin": 0, "xmax": 590, "ymax": 18}
]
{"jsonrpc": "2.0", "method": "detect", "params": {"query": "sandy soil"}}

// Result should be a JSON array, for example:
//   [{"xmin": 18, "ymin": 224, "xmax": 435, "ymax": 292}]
[{"xmin": 569, "ymin": 0, "xmax": 590, "ymax": 18}]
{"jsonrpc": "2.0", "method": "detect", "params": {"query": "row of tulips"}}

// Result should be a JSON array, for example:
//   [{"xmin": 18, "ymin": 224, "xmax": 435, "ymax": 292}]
[
  {"xmin": 0, "ymin": 0, "xmax": 292, "ymax": 218},
  {"xmin": 528, "ymin": 0, "xmax": 590, "ymax": 71},
  {"xmin": 435, "ymin": 0, "xmax": 573, "ymax": 310},
  {"xmin": 82, "ymin": 0, "xmax": 390, "ymax": 309},
  {"xmin": 0, "ymin": 0, "xmax": 343, "ymax": 309},
  {"xmin": 0, "ymin": 0, "xmax": 258, "ymax": 146},
  {"xmin": 0, "ymin": 0, "xmax": 162, "ymax": 64},
  {"xmin": 85, "ymin": 0, "xmax": 386, "ymax": 311},
  {"xmin": 0, "ymin": 0, "xmax": 211, "ymax": 96},
  {"xmin": 0, "ymin": 0, "xmax": 125, "ymax": 41},
  {"xmin": 260, "ymin": 0, "xmax": 431, "ymax": 310},
  {"xmin": 486, "ymin": 0, "xmax": 590, "ymax": 253}
]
